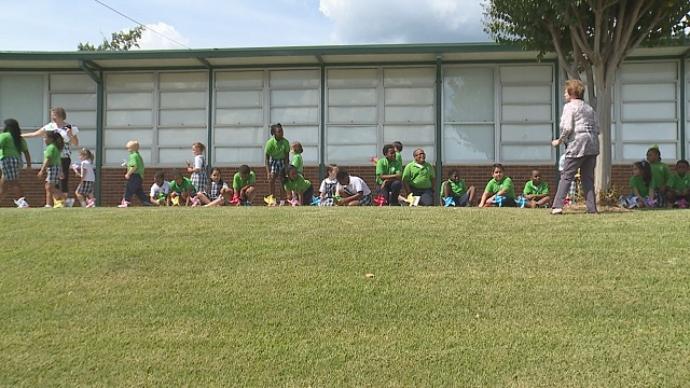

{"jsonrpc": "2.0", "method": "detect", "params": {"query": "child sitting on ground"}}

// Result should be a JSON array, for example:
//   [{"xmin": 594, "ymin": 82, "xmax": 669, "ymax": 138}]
[
  {"xmin": 667, "ymin": 159, "xmax": 690, "ymax": 208},
  {"xmin": 283, "ymin": 165, "xmax": 314, "ymax": 206},
  {"xmin": 195, "ymin": 168, "xmax": 233, "ymax": 207},
  {"xmin": 232, "ymin": 165, "xmax": 256, "ymax": 206},
  {"xmin": 620, "ymin": 161, "xmax": 657, "ymax": 209},
  {"xmin": 319, "ymin": 164, "xmax": 338, "ymax": 206},
  {"xmin": 169, "ymin": 170, "xmax": 196, "ymax": 206},
  {"xmin": 150, "ymin": 171, "xmax": 171, "ymax": 206},
  {"xmin": 440, "ymin": 169, "xmax": 475, "ymax": 207},
  {"xmin": 521, "ymin": 169, "xmax": 550, "ymax": 208},
  {"xmin": 336, "ymin": 170, "xmax": 372, "ymax": 206},
  {"xmin": 478, "ymin": 163, "xmax": 516, "ymax": 207}
]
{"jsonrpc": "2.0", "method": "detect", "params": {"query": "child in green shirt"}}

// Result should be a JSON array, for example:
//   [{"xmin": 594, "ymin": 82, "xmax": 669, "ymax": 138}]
[
  {"xmin": 522, "ymin": 169, "xmax": 551, "ymax": 208},
  {"xmin": 264, "ymin": 123, "xmax": 289, "ymax": 206},
  {"xmin": 168, "ymin": 170, "xmax": 197, "ymax": 206},
  {"xmin": 232, "ymin": 165, "xmax": 256, "ymax": 206},
  {"xmin": 118, "ymin": 140, "xmax": 151, "ymax": 208},
  {"xmin": 667, "ymin": 159, "xmax": 690, "ymax": 208},
  {"xmin": 441, "ymin": 169, "xmax": 475, "ymax": 207},
  {"xmin": 620, "ymin": 161, "xmax": 656, "ymax": 209},
  {"xmin": 0, "ymin": 118, "xmax": 31, "ymax": 208},
  {"xmin": 38, "ymin": 131, "xmax": 66, "ymax": 207},
  {"xmin": 290, "ymin": 141, "xmax": 304, "ymax": 174},
  {"xmin": 376, "ymin": 144, "xmax": 403, "ymax": 206},
  {"xmin": 283, "ymin": 165, "xmax": 314, "ymax": 206},
  {"xmin": 646, "ymin": 145, "xmax": 670, "ymax": 205},
  {"xmin": 479, "ymin": 163, "xmax": 516, "ymax": 207}
]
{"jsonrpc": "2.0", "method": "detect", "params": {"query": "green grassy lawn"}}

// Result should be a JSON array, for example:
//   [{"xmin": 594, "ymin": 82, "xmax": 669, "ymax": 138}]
[{"xmin": 2, "ymin": 207, "xmax": 689, "ymax": 386}]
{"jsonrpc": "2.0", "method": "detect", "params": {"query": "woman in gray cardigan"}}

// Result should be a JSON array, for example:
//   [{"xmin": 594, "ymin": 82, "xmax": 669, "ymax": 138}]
[{"xmin": 551, "ymin": 80, "xmax": 599, "ymax": 214}]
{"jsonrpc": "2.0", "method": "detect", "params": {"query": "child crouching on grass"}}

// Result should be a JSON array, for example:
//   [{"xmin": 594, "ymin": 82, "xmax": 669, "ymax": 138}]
[
  {"xmin": 620, "ymin": 161, "xmax": 657, "ymax": 209},
  {"xmin": 73, "ymin": 148, "xmax": 96, "ymax": 208},
  {"xmin": 195, "ymin": 168, "xmax": 233, "ymax": 207},
  {"xmin": 283, "ymin": 165, "xmax": 314, "ymax": 206},
  {"xmin": 521, "ymin": 169, "xmax": 550, "ymax": 208},
  {"xmin": 118, "ymin": 140, "xmax": 151, "ymax": 208},
  {"xmin": 336, "ymin": 170, "xmax": 372, "ymax": 206},
  {"xmin": 150, "ymin": 171, "xmax": 171, "ymax": 206},
  {"xmin": 232, "ymin": 165, "xmax": 256, "ymax": 206},
  {"xmin": 666, "ymin": 159, "xmax": 690, "ymax": 208},
  {"xmin": 169, "ymin": 170, "xmax": 196, "ymax": 206}
]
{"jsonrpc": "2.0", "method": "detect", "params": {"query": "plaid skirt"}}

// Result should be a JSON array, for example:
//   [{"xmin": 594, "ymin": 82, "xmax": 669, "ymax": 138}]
[
  {"xmin": 359, "ymin": 193, "xmax": 372, "ymax": 206},
  {"xmin": 0, "ymin": 156, "xmax": 20, "ymax": 181},
  {"xmin": 191, "ymin": 171, "xmax": 209, "ymax": 195},
  {"xmin": 77, "ymin": 180, "xmax": 95, "ymax": 195},
  {"xmin": 45, "ymin": 165, "xmax": 61, "ymax": 186},
  {"xmin": 269, "ymin": 158, "xmax": 285, "ymax": 175}
]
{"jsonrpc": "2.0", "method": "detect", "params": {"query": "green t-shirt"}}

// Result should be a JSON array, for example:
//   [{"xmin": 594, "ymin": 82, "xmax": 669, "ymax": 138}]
[
  {"xmin": 0, "ymin": 133, "xmax": 28, "ymax": 159},
  {"xmin": 127, "ymin": 151, "xmax": 145, "ymax": 178},
  {"xmin": 402, "ymin": 162, "xmax": 435, "ymax": 189},
  {"xmin": 445, "ymin": 179, "xmax": 466, "ymax": 197},
  {"xmin": 264, "ymin": 137, "xmax": 290, "ymax": 160},
  {"xmin": 395, "ymin": 151, "xmax": 402, "ymax": 165},
  {"xmin": 668, "ymin": 172, "xmax": 690, "ymax": 192},
  {"xmin": 629, "ymin": 175, "xmax": 655, "ymax": 198},
  {"xmin": 283, "ymin": 174, "xmax": 311, "ymax": 194},
  {"xmin": 233, "ymin": 171, "xmax": 256, "ymax": 191},
  {"xmin": 523, "ymin": 180, "xmax": 549, "ymax": 196},
  {"xmin": 169, "ymin": 177, "xmax": 195, "ymax": 193},
  {"xmin": 650, "ymin": 162, "xmax": 670, "ymax": 188},
  {"xmin": 484, "ymin": 177, "xmax": 515, "ymax": 199},
  {"xmin": 291, "ymin": 153, "xmax": 303, "ymax": 173},
  {"xmin": 44, "ymin": 144, "xmax": 60, "ymax": 166},
  {"xmin": 375, "ymin": 157, "xmax": 402, "ymax": 185}
]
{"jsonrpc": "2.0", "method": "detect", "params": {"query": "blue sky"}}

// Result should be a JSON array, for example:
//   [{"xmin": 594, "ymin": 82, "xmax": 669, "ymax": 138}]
[{"xmin": 0, "ymin": 0, "xmax": 490, "ymax": 51}]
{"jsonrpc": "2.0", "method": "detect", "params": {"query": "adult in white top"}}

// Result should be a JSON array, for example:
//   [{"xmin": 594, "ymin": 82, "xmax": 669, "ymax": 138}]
[
  {"xmin": 24, "ymin": 107, "xmax": 80, "ymax": 197},
  {"xmin": 551, "ymin": 80, "xmax": 599, "ymax": 214}
]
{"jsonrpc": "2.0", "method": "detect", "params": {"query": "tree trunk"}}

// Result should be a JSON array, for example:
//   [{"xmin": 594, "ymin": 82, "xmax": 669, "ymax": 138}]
[{"xmin": 594, "ymin": 77, "xmax": 614, "ymax": 198}]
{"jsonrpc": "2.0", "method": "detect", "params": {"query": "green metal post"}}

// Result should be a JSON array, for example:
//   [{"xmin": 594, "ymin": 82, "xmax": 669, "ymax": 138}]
[
  {"xmin": 554, "ymin": 64, "xmax": 560, "ymax": 177},
  {"xmin": 95, "ymin": 72, "xmax": 104, "ymax": 206},
  {"xmin": 207, "ymin": 68, "xmax": 214, "ymax": 168},
  {"xmin": 680, "ymin": 58, "xmax": 686, "ymax": 160},
  {"xmin": 319, "ymin": 63, "xmax": 326, "ymax": 180},
  {"xmin": 435, "ymin": 56, "xmax": 443, "ymax": 204}
]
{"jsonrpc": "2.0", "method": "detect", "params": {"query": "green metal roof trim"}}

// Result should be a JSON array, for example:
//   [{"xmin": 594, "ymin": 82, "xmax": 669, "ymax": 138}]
[{"xmin": 0, "ymin": 42, "xmax": 527, "ymax": 61}]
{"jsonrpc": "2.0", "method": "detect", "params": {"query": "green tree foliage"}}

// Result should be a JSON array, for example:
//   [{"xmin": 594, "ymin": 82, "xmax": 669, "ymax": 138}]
[
  {"xmin": 485, "ymin": 1, "xmax": 690, "ymax": 192},
  {"xmin": 78, "ymin": 26, "xmax": 144, "ymax": 51}
]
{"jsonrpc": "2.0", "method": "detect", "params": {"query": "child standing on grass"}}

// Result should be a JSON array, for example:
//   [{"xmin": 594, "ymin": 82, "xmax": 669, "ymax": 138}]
[
  {"xmin": 73, "ymin": 148, "xmax": 96, "ymax": 208},
  {"xmin": 150, "ymin": 171, "xmax": 171, "ymax": 206},
  {"xmin": 283, "ymin": 165, "xmax": 314, "ymax": 206},
  {"xmin": 646, "ymin": 145, "xmax": 670, "ymax": 206},
  {"xmin": 0, "ymin": 118, "xmax": 31, "ymax": 208},
  {"xmin": 187, "ymin": 142, "xmax": 209, "ymax": 203},
  {"xmin": 478, "ymin": 164, "xmax": 516, "ymax": 207},
  {"xmin": 336, "ymin": 170, "xmax": 372, "ymax": 206},
  {"xmin": 667, "ymin": 159, "xmax": 690, "ymax": 208},
  {"xmin": 291, "ymin": 141, "xmax": 304, "ymax": 174},
  {"xmin": 169, "ymin": 170, "xmax": 196, "ymax": 206},
  {"xmin": 319, "ymin": 164, "xmax": 338, "ymax": 206},
  {"xmin": 522, "ymin": 169, "xmax": 551, "ymax": 208},
  {"xmin": 38, "ymin": 131, "xmax": 66, "ymax": 208},
  {"xmin": 196, "ymin": 168, "xmax": 233, "ymax": 207},
  {"xmin": 620, "ymin": 161, "xmax": 657, "ymax": 209},
  {"xmin": 441, "ymin": 170, "xmax": 475, "ymax": 207},
  {"xmin": 118, "ymin": 140, "xmax": 151, "ymax": 208},
  {"xmin": 232, "ymin": 165, "xmax": 256, "ymax": 206},
  {"xmin": 264, "ymin": 123, "xmax": 289, "ymax": 206}
]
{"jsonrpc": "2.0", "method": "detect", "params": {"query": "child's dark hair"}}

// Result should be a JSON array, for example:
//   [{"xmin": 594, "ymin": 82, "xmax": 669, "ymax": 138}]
[
  {"xmin": 47, "ymin": 131, "xmax": 64, "ymax": 150},
  {"xmin": 647, "ymin": 146, "xmax": 661, "ymax": 162},
  {"xmin": 634, "ymin": 161, "xmax": 653, "ymax": 187},
  {"xmin": 393, "ymin": 141, "xmax": 403, "ymax": 152},
  {"xmin": 449, "ymin": 169, "xmax": 459, "ymax": 178},
  {"xmin": 336, "ymin": 170, "xmax": 349, "ymax": 181},
  {"xmin": 239, "ymin": 164, "xmax": 250, "ymax": 174},
  {"xmin": 211, "ymin": 167, "xmax": 222, "ymax": 175},
  {"xmin": 382, "ymin": 144, "xmax": 395, "ymax": 155},
  {"xmin": 677, "ymin": 159, "xmax": 689, "ymax": 168},
  {"xmin": 79, "ymin": 148, "xmax": 94, "ymax": 162},
  {"xmin": 172, "ymin": 169, "xmax": 184, "ymax": 179},
  {"xmin": 326, "ymin": 164, "xmax": 338, "ymax": 174},
  {"xmin": 270, "ymin": 123, "xmax": 283, "ymax": 136},
  {"xmin": 292, "ymin": 141, "xmax": 303, "ymax": 154},
  {"xmin": 492, "ymin": 163, "xmax": 504, "ymax": 171},
  {"xmin": 3, "ymin": 118, "xmax": 22, "ymax": 152},
  {"xmin": 154, "ymin": 171, "xmax": 165, "ymax": 181}
]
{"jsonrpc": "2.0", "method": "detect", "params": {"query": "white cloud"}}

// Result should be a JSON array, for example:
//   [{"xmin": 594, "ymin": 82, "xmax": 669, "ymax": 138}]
[
  {"xmin": 135, "ymin": 22, "xmax": 191, "ymax": 50},
  {"xmin": 318, "ymin": 0, "xmax": 490, "ymax": 44}
]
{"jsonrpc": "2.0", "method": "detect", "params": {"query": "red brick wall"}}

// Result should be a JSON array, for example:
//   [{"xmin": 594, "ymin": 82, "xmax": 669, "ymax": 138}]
[{"xmin": 0, "ymin": 163, "xmax": 669, "ymax": 207}]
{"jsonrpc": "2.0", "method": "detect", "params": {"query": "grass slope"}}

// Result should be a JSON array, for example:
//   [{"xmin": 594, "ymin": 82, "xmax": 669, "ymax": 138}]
[{"xmin": 1, "ymin": 208, "xmax": 689, "ymax": 386}]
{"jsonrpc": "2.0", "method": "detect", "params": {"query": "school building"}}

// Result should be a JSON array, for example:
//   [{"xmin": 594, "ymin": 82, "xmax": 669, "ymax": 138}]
[{"xmin": 0, "ymin": 42, "xmax": 688, "ymax": 205}]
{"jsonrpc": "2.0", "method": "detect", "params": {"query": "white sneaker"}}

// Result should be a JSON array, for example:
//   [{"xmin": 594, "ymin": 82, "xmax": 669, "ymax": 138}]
[
  {"xmin": 117, "ymin": 199, "xmax": 130, "ymax": 208},
  {"xmin": 44, "ymin": 204, "xmax": 52, "ymax": 208},
  {"xmin": 551, "ymin": 208, "xmax": 563, "ymax": 215}
]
